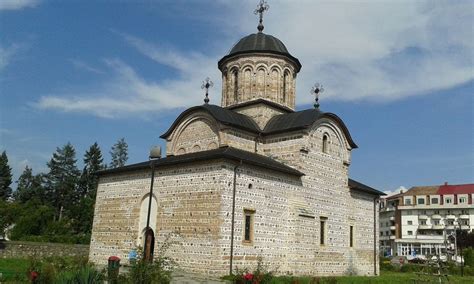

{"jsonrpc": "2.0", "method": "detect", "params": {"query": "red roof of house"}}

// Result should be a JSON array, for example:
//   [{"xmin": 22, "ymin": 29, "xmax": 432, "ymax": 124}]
[{"xmin": 437, "ymin": 183, "xmax": 474, "ymax": 195}]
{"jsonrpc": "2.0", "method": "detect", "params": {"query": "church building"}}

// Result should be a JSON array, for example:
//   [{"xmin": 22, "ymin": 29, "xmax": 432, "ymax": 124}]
[{"xmin": 89, "ymin": 2, "xmax": 384, "ymax": 276}]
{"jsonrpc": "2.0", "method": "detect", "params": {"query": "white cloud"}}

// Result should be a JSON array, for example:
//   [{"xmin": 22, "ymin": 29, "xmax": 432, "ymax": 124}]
[
  {"xmin": 384, "ymin": 186, "xmax": 408, "ymax": 197},
  {"xmin": 35, "ymin": 0, "xmax": 473, "ymax": 117},
  {"xmin": 227, "ymin": 0, "xmax": 474, "ymax": 105},
  {"xmin": 69, "ymin": 59, "xmax": 104, "ymax": 74},
  {"xmin": 36, "ymin": 54, "xmax": 221, "ymax": 118},
  {"xmin": 0, "ymin": 0, "xmax": 39, "ymax": 10},
  {"xmin": 0, "ymin": 43, "xmax": 22, "ymax": 71}
]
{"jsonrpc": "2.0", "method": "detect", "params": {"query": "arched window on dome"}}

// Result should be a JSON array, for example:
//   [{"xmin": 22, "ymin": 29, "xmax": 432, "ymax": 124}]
[
  {"xmin": 322, "ymin": 134, "xmax": 329, "ymax": 154},
  {"xmin": 232, "ymin": 69, "xmax": 239, "ymax": 103},
  {"xmin": 283, "ymin": 71, "xmax": 290, "ymax": 103}
]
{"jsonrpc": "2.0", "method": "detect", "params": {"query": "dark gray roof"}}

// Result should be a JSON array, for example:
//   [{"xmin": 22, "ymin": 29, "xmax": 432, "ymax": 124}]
[
  {"xmin": 264, "ymin": 109, "xmax": 358, "ymax": 148},
  {"xmin": 226, "ymin": 98, "xmax": 294, "ymax": 113},
  {"xmin": 218, "ymin": 33, "xmax": 301, "ymax": 72},
  {"xmin": 349, "ymin": 178, "xmax": 386, "ymax": 196},
  {"xmin": 160, "ymin": 104, "xmax": 261, "ymax": 138},
  {"xmin": 161, "ymin": 103, "xmax": 357, "ymax": 149},
  {"xmin": 97, "ymin": 146, "xmax": 304, "ymax": 177}
]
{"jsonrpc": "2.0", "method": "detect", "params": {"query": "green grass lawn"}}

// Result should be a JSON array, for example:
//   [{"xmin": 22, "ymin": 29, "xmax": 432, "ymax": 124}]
[
  {"xmin": 2, "ymin": 257, "xmax": 474, "ymax": 283},
  {"xmin": 269, "ymin": 271, "xmax": 474, "ymax": 284},
  {"xmin": 0, "ymin": 258, "xmax": 29, "ymax": 282}
]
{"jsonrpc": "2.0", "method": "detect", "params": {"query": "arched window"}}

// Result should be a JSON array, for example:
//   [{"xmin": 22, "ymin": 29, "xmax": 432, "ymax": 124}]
[
  {"xmin": 283, "ymin": 71, "xmax": 289, "ymax": 103},
  {"xmin": 322, "ymin": 134, "xmax": 329, "ymax": 153},
  {"xmin": 233, "ymin": 69, "xmax": 239, "ymax": 102},
  {"xmin": 138, "ymin": 194, "xmax": 157, "ymax": 247}
]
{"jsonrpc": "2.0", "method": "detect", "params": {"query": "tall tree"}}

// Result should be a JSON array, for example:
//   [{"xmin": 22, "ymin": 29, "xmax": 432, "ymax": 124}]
[
  {"xmin": 44, "ymin": 143, "xmax": 80, "ymax": 220},
  {"xmin": 78, "ymin": 142, "xmax": 104, "ymax": 198},
  {"xmin": 0, "ymin": 151, "xmax": 13, "ymax": 200},
  {"xmin": 14, "ymin": 166, "xmax": 44, "ymax": 203},
  {"xmin": 109, "ymin": 138, "xmax": 128, "ymax": 168}
]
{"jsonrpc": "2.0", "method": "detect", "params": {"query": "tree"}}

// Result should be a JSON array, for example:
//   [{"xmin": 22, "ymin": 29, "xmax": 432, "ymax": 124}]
[
  {"xmin": 0, "ymin": 151, "xmax": 13, "ymax": 200},
  {"xmin": 72, "ymin": 142, "xmax": 105, "ymax": 237},
  {"xmin": 14, "ymin": 166, "xmax": 45, "ymax": 203},
  {"xmin": 79, "ymin": 142, "xmax": 104, "ymax": 198},
  {"xmin": 44, "ymin": 143, "xmax": 80, "ymax": 221},
  {"xmin": 110, "ymin": 138, "xmax": 128, "ymax": 168}
]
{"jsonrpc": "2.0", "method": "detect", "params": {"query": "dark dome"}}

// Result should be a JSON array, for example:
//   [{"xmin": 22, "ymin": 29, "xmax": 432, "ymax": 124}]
[
  {"xmin": 218, "ymin": 32, "xmax": 301, "ymax": 72},
  {"xmin": 229, "ymin": 33, "xmax": 289, "ymax": 55}
]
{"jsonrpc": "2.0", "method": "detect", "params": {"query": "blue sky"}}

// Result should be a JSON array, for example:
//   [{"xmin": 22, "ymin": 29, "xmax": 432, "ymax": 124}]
[{"xmin": 0, "ymin": 0, "xmax": 473, "ymax": 194}]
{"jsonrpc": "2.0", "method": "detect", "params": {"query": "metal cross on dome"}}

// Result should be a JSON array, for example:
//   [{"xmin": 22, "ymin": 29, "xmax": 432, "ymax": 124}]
[
  {"xmin": 310, "ymin": 83, "xmax": 324, "ymax": 109},
  {"xmin": 254, "ymin": 0, "xmax": 269, "ymax": 32},
  {"xmin": 201, "ymin": 77, "xmax": 214, "ymax": 104}
]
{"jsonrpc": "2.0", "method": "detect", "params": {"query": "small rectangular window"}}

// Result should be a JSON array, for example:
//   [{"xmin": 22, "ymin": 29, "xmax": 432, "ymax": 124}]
[
  {"xmin": 408, "ymin": 231, "xmax": 413, "ymax": 235},
  {"xmin": 320, "ymin": 218, "xmax": 327, "ymax": 245},
  {"xmin": 431, "ymin": 198, "xmax": 439, "ymax": 204},
  {"xmin": 459, "ymin": 197, "xmax": 467, "ymax": 203},
  {"xmin": 243, "ymin": 209, "xmax": 255, "ymax": 243},
  {"xmin": 418, "ymin": 198, "xmax": 425, "ymax": 205},
  {"xmin": 420, "ymin": 220, "xmax": 426, "ymax": 225},
  {"xmin": 446, "ymin": 198, "xmax": 452, "ymax": 204},
  {"xmin": 350, "ymin": 226, "xmax": 354, "ymax": 247},
  {"xmin": 407, "ymin": 221, "xmax": 413, "ymax": 225}
]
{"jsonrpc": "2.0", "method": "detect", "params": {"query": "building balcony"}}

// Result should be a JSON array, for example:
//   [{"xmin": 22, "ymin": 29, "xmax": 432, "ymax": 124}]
[
  {"xmin": 419, "ymin": 215, "xmax": 429, "ymax": 220},
  {"xmin": 432, "ymin": 225, "xmax": 444, "ymax": 230},
  {"xmin": 446, "ymin": 215, "xmax": 456, "ymax": 219},
  {"xmin": 419, "ymin": 225, "xmax": 431, "ymax": 230},
  {"xmin": 389, "ymin": 216, "xmax": 395, "ymax": 221},
  {"xmin": 431, "ymin": 214, "xmax": 442, "ymax": 219},
  {"xmin": 390, "ymin": 236, "xmax": 396, "ymax": 240},
  {"xmin": 390, "ymin": 226, "xmax": 396, "ymax": 230},
  {"xmin": 461, "ymin": 225, "xmax": 470, "ymax": 230},
  {"xmin": 445, "ymin": 225, "xmax": 455, "ymax": 230},
  {"xmin": 459, "ymin": 215, "xmax": 470, "ymax": 219}
]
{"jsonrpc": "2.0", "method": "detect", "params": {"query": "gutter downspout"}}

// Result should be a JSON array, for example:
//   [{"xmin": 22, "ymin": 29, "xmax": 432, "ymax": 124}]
[
  {"xmin": 229, "ymin": 160, "xmax": 243, "ymax": 275},
  {"xmin": 374, "ymin": 197, "xmax": 379, "ymax": 276}
]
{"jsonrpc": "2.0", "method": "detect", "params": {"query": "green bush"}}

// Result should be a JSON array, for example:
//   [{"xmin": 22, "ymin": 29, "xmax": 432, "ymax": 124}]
[{"xmin": 464, "ymin": 248, "xmax": 474, "ymax": 267}]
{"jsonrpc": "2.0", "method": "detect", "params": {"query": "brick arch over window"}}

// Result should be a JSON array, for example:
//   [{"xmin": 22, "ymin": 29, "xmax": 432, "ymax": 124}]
[
  {"xmin": 309, "ymin": 118, "xmax": 352, "ymax": 164},
  {"xmin": 168, "ymin": 114, "xmax": 220, "ymax": 156},
  {"xmin": 137, "ymin": 193, "xmax": 158, "ymax": 247}
]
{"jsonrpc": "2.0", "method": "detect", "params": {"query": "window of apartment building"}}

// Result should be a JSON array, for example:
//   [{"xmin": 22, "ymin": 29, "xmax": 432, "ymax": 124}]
[
  {"xmin": 445, "ymin": 198, "xmax": 452, "ymax": 204},
  {"xmin": 434, "ymin": 210, "xmax": 440, "ymax": 214},
  {"xmin": 433, "ymin": 220, "xmax": 440, "ymax": 225},
  {"xmin": 243, "ymin": 209, "xmax": 255, "ymax": 243},
  {"xmin": 460, "ymin": 220, "xmax": 469, "ymax": 226},
  {"xmin": 407, "ymin": 220, "xmax": 413, "ymax": 225},
  {"xmin": 380, "ymin": 232, "xmax": 384, "ymax": 236},
  {"xmin": 418, "ymin": 198, "xmax": 425, "ymax": 205},
  {"xmin": 408, "ymin": 231, "xmax": 413, "ymax": 235},
  {"xmin": 349, "ymin": 226, "xmax": 354, "ymax": 247},
  {"xmin": 431, "ymin": 198, "xmax": 439, "ymax": 204},
  {"xmin": 320, "ymin": 217, "xmax": 327, "ymax": 245},
  {"xmin": 459, "ymin": 197, "xmax": 467, "ymax": 204},
  {"xmin": 405, "ymin": 198, "xmax": 412, "ymax": 205},
  {"xmin": 446, "ymin": 220, "xmax": 454, "ymax": 225},
  {"xmin": 462, "ymin": 210, "xmax": 468, "ymax": 215},
  {"xmin": 420, "ymin": 220, "xmax": 427, "ymax": 225}
]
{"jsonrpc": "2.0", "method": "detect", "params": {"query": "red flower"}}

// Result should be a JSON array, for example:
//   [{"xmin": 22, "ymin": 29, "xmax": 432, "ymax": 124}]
[
  {"xmin": 29, "ymin": 271, "xmax": 39, "ymax": 281},
  {"xmin": 244, "ymin": 273, "xmax": 254, "ymax": 281}
]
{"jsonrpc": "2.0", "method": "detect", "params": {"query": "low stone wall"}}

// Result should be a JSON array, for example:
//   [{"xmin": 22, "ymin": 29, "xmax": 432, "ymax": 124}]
[{"xmin": 0, "ymin": 241, "xmax": 89, "ymax": 259}]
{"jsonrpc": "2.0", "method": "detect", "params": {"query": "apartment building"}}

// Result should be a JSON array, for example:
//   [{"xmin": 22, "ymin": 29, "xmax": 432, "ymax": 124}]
[{"xmin": 380, "ymin": 183, "xmax": 474, "ymax": 257}]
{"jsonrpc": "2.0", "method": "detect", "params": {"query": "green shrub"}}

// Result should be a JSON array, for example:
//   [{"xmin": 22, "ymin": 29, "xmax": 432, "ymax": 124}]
[{"xmin": 464, "ymin": 248, "xmax": 474, "ymax": 266}]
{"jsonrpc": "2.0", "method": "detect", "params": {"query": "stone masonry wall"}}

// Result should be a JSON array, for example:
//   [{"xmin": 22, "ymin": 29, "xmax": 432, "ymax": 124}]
[
  {"xmin": 89, "ymin": 162, "xmax": 228, "ymax": 275},
  {"xmin": 0, "ymin": 241, "xmax": 89, "ymax": 259},
  {"xmin": 221, "ymin": 55, "xmax": 297, "ymax": 110}
]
